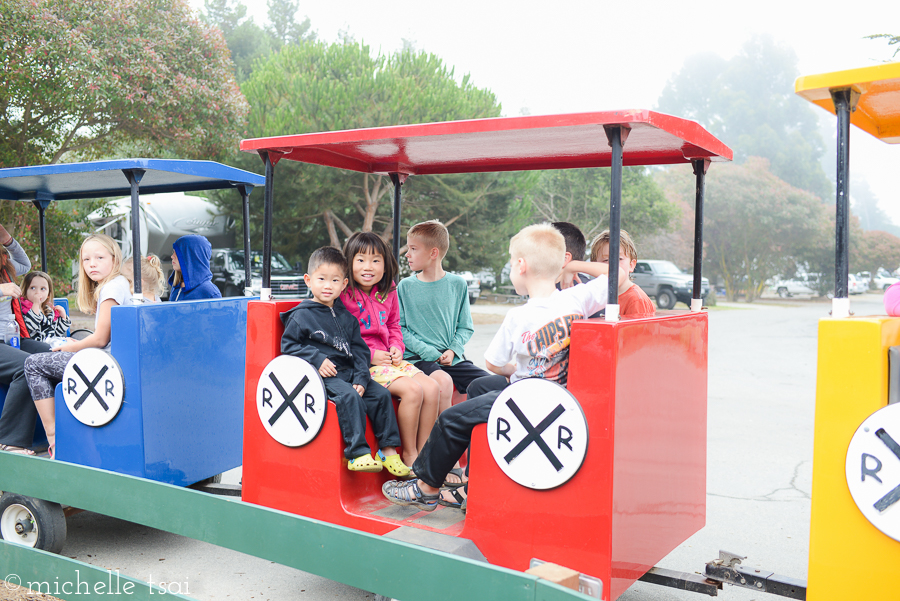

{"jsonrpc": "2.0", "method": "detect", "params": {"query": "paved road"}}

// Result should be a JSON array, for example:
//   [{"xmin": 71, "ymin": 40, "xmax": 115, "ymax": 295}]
[{"xmin": 42, "ymin": 295, "xmax": 889, "ymax": 599}]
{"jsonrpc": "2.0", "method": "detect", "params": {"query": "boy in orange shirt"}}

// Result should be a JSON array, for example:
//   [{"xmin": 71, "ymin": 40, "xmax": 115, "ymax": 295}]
[{"xmin": 590, "ymin": 229, "xmax": 654, "ymax": 317}]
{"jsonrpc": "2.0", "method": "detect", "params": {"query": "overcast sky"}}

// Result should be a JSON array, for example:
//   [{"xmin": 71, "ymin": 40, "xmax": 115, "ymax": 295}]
[{"xmin": 195, "ymin": 1, "xmax": 900, "ymax": 221}]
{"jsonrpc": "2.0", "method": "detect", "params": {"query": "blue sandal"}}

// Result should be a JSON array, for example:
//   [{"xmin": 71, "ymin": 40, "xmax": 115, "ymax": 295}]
[{"xmin": 382, "ymin": 480, "xmax": 439, "ymax": 512}]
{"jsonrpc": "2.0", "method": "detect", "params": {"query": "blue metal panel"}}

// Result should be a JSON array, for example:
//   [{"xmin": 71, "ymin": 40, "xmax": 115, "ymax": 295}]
[
  {"xmin": 55, "ymin": 306, "xmax": 146, "ymax": 476},
  {"xmin": 54, "ymin": 297, "xmax": 69, "ymax": 335},
  {"xmin": 136, "ymin": 298, "xmax": 247, "ymax": 485},
  {"xmin": 0, "ymin": 159, "xmax": 264, "ymax": 202},
  {"xmin": 55, "ymin": 298, "xmax": 247, "ymax": 485}
]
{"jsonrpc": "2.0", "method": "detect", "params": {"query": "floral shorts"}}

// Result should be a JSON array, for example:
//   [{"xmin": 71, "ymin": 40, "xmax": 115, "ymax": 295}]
[{"xmin": 369, "ymin": 360, "xmax": 423, "ymax": 388}]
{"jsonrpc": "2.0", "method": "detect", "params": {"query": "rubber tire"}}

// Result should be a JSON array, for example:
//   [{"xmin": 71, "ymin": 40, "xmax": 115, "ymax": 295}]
[
  {"xmin": 885, "ymin": 284, "xmax": 892, "ymax": 292},
  {"xmin": 373, "ymin": 595, "xmax": 394, "ymax": 601},
  {"xmin": 190, "ymin": 473, "xmax": 223, "ymax": 488},
  {"xmin": 0, "ymin": 493, "xmax": 67, "ymax": 554},
  {"xmin": 777, "ymin": 287, "xmax": 789, "ymax": 298},
  {"xmin": 469, "ymin": 295, "xmax": 477, "ymax": 305},
  {"xmin": 656, "ymin": 288, "xmax": 676, "ymax": 310}
]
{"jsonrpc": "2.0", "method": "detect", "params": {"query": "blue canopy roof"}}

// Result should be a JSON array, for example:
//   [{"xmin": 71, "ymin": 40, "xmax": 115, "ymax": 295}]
[{"xmin": 0, "ymin": 159, "xmax": 265, "ymax": 202}]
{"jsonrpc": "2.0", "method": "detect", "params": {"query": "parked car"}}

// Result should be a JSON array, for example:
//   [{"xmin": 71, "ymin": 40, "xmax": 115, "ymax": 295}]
[
  {"xmin": 211, "ymin": 249, "xmax": 309, "ymax": 299},
  {"xmin": 772, "ymin": 275, "xmax": 815, "ymax": 298},
  {"xmin": 848, "ymin": 273, "xmax": 864, "ymax": 295},
  {"xmin": 453, "ymin": 271, "xmax": 481, "ymax": 304},
  {"xmin": 631, "ymin": 260, "xmax": 709, "ymax": 310},
  {"xmin": 853, "ymin": 272, "xmax": 870, "ymax": 294},
  {"xmin": 873, "ymin": 268, "xmax": 899, "ymax": 291},
  {"xmin": 474, "ymin": 269, "xmax": 496, "ymax": 289}
]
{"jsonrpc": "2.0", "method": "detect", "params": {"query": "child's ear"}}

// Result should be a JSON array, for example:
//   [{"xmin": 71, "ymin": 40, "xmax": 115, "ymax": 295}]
[
  {"xmin": 628, "ymin": 258, "xmax": 637, "ymax": 273},
  {"xmin": 563, "ymin": 251, "xmax": 573, "ymax": 266},
  {"xmin": 430, "ymin": 247, "xmax": 440, "ymax": 260},
  {"xmin": 303, "ymin": 273, "xmax": 312, "ymax": 286}
]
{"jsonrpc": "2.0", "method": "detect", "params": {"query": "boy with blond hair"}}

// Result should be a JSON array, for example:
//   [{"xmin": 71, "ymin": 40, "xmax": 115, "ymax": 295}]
[
  {"xmin": 399, "ymin": 219, "xmax": 489, "ymax": 404},
  {"xmin": 590, "ymin": 229, "xmax": 654, "ymax": 317},
  {"xmin": 383, "ymin": 223, "xmax": 609, "ymax": 510}
]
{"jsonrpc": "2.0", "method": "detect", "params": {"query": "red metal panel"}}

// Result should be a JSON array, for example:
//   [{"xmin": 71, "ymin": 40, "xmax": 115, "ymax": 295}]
[
  {"xmin": 243, "ymin": 304, "xmax": 707, "ymax": 600},
  {"xmin": 240, "ymin": 111, "xmax": 732, "ymax": 174}
]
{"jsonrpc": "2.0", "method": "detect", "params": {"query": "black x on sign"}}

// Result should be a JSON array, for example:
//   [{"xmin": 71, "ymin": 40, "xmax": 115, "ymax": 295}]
[
  {"xmin": 488, "ymin": 378, "xmax": 588, "ymax": 490},
  {"xmin": 846, "ymin": 403, "xmax": 900, "ymax": 542},
  {"xmin": 62, "ymin": 349, "xmax": 124, "ymax": 427},
  {"xmin": 257, "ymin": 356, "xmax": 326, "ymax": 447}
]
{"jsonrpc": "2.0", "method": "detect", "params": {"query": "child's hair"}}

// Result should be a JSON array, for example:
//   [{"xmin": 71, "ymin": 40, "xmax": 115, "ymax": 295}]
[
  {"xmin": 77, "ymin": 233, "xmax": 123, "ymax": 314},
  {"xmin": 551, "ymin": 222, "xmax": 587, "ymax": 261},
  {"xmin": 122, "ymin": 255, "xmax": 166, "ymax": 298},
  {"xmin": 343, "ymin": 232, "xmax": 398, "ymax": 295},
  {"xmin": 22, "ymin": 271, "xmax": 55, "ymax": 316},
  {"xmin": 590, "ymin": 229, "xmax": 638, "ymax": 262},
  {"xmin": 307, "ymin": 246, "xmax": 348, "ymax": 277},
  {"xmin": 407, "ymin": 220, "xmax": 450, "ymax": 259},
  {"xmin": 509, "ymin": 223, "xmax": 566, "ymax": 279}
]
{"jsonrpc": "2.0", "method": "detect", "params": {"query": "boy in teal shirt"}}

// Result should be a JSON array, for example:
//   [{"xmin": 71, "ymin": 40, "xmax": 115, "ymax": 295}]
[{"xmin": 398, "ymin": 220, "xmax": 490, "ymax": 401}]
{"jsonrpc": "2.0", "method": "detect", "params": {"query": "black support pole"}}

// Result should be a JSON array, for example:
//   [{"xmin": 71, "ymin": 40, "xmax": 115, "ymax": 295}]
[
  {"xmin": 389, "ymin": 173, "xmax": 403, "ymax": 268},
  {"xmin": 604, "ymin": 126, "xmax": 624, "ymax": 319},
  {"xmin": 237, "ymin": 184, "xmax": 253, "ymax": 295},
  {"xmin": 32, "ymin": 199, "xmax": 51, "ymax": 272},
  {"xmin": 260, "ymin": 152, "xmax": 275, "ymax": 298},
  {"xmin": 831, "ymin": 88, "xmax": 852, "ymax": 312},
  {"xmin": 691, "ymin": 159, "xmax": 708, "ymax": 311},
  {"xmin": 123, "ymin": 169, "xmax": 145, "ymax": 299}
]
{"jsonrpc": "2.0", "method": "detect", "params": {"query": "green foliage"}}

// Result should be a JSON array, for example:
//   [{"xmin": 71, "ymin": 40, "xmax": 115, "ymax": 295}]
[
  {"xmin": 223, "ymin": 40, "xmax": 522, "ymax": 270},
  {"xmin": 657, "ymin": 158, "xmax": 825, "ymax": 302},
  {"xmin": 658, "ymin": 35, "xmax": 832, "ymax": 200},
  {"xmin": 867, "ymin": 33, "xmax": 900, "ymax": 58},
  {"xmin": 0, "ymin": 0, "xmax": 248, "ymax": 168},
  {"xmin": 522, "ymin": 167, "xmax": 678, "ymax": 250},
  {"xmin": 853, "ymin": 230, "xmax": 900, "ymax": 274},
  {"xmin": 0, "ymin": 199, "xmax": 94, "ymax": 295}
]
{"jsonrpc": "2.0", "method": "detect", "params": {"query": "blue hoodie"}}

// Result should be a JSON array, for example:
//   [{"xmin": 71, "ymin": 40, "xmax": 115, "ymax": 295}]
[{"xmin": 168, "ymin": 235, "xmax": 221, "ymax": 302}]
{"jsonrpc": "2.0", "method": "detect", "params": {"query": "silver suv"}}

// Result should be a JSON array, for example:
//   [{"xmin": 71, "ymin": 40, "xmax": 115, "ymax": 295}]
[{"xmin": 632, "ymin": 260, "xmax": 709, "ymax": 310}]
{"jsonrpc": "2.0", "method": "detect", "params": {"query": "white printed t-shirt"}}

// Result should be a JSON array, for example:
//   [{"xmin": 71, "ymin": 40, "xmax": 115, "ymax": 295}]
[
  {"xmin": 94, "ymin": 275, "xmax": 130, "ymax": 351},
  {"xmin": 484, "ymin": 275, "xmax": 608, "ymax": 387}
]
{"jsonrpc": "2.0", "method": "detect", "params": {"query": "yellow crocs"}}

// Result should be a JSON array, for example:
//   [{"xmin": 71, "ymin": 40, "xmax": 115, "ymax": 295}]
[
  {"xmin": 377, "ymin": 450, "xmax": 410, "ymax": 477},
  {"xmin": 348, "ymin": 454, "xmax": 382, "ymax": 472}
]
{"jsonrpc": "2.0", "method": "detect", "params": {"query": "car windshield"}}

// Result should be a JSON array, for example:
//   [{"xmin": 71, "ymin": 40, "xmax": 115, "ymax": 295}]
[
  {"xmin": 654, "ymin": 262, "xmax": 683, "ymax": 275},
  {"xmin": 230, "ymin": 251, "xmax": 292, "ymax": 271}
]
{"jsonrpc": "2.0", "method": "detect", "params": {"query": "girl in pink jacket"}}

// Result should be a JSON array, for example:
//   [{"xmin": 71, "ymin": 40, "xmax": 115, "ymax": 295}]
[{"xmin": 341, "ymin": 232, "xmax": 441, "ymax": 470}]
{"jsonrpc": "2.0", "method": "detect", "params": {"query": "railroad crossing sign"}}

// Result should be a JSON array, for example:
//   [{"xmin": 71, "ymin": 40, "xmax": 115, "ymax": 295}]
[
  {"xmin": 487, "ymin": 378, "xmax": 588, "ymax": 490},
  {"xmin": 845, "ymin": 402, "xmax": 900, "ymax": 541},
  {"xmin": 62, "ymin": 349, "xmax": 124, "ymax": 427},
  {"xmin": 257, "ymin": 355, "xmax": 327, "ymax": 447}
]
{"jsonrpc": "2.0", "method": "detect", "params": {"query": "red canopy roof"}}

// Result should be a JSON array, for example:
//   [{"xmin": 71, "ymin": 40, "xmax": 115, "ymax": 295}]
[{"xmin": 240, "ymin": 110, "xmax": 732, "ymax": 175}]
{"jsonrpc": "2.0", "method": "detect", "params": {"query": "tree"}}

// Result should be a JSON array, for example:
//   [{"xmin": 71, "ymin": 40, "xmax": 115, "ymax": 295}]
[
  {"xmin": 657, "ymin": 158, "xmax": 825, "ymax": 302},
  {"xmin": 854, "ymin": 230, "xmax": 900, "ymax": 274},
  {"xmin": 0, "ymin": 0, "xmax": 248, "ymax": 168},
  {"xmin": 522, "ymin": 167, "xmax": 678, "ymax": 251},
  {"xmin": 658, "ymin": 35, "xmax": 832, "ymax": 200},
  {"xmin": 225, "ymin": 41, "xmax": 520, "ymax": 269},
  {"xmin": 266, "ymin": 0, "xmax": 313, "ymax": 47},
  {"xmin": 867, "ymin": 33, "xmax": 900, "ymax": 58}
]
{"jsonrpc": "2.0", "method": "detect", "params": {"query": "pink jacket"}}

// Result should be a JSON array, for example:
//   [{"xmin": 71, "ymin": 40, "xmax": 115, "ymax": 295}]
[
  {"xmin": 885, "ymin": 281, "xmax": 900, "ymax": 316},
  {"xmin": 340, "ymin": 287, "xmax": 404, "ymax": 355}
]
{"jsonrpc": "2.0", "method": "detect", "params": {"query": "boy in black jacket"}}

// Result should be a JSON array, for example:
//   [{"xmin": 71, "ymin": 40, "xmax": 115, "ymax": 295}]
[{"xmin": 280, "ymin": 247, "xmax": 408, "ymax": 476}]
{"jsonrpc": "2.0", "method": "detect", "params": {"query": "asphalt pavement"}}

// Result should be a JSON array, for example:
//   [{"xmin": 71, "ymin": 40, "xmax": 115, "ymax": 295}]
[{"xmin": 41, "ymin": 295, "xmax": 889, "ymax": 600}]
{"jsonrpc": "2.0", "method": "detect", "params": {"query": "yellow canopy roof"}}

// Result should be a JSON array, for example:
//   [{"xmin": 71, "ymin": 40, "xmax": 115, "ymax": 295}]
[{"xmin": 795, "ymin": 62, "xmax": 900, "ymax": 144}]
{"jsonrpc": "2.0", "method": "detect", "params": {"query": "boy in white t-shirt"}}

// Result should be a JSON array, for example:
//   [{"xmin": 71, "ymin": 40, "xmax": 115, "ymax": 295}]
[{"xmin": 382, "ymin": 223, "xmax": 609, "ymax": 511}]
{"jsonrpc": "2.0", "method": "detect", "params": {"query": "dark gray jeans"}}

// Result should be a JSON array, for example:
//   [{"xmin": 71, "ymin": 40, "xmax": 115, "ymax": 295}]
[{"xmin": 0, "ymin": 339, "xmax": 52, "ymax": 448}]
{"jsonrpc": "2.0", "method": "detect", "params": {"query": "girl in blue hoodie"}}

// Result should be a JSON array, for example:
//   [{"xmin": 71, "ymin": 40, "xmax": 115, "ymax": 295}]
[{"xmin": 168, "ymin": 235, "xmax": 221, "ymax": 301}]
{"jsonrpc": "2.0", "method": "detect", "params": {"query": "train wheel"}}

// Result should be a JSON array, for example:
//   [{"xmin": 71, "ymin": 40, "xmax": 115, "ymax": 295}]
[
  {"xmin": 777, "ymin": 287, "xmax": 790, "ymax": 298},
  {"xmin": 0, "ymin": 493, "xmax": 67, "ymax": 553}
]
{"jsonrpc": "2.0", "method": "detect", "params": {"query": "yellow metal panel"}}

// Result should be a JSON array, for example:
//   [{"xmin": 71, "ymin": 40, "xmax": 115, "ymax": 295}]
[
  {"xmin": 809, "ymin": 317, "xmax": 900, "ymax": 600},
  {"xmin": 795, "ymin": 63, "xmax": 900, "ymax": 144}
]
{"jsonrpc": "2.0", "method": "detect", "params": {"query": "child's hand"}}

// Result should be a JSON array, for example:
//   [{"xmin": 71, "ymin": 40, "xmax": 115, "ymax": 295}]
[
  {"xmin": 54, "ymin": 340, "xmax": 80, "ymax": 353},
  {"xmin": 318, "ymin": 358, "xmax": 338, "ymax": 378},
  {"xmin": 0, "ymin": 283, "xmax": 21, "ymax": 298},
  {"xmin": 371, "ymin": 350, "xmax": 392, "ymax": 366},
  {"xmin": 438, "ymin": 349, "xmax": 455, "ymax": 366},
  {"xmin": 352, "ymin": 384, "xmax": 365, "ymax": 396},
  {"xmin": 389, "ymin": 346, "xmax": 403, "ymax": 365},
  {"xmin": 54, "ymin": 305, "xmax": 68, "ymax": 316}
]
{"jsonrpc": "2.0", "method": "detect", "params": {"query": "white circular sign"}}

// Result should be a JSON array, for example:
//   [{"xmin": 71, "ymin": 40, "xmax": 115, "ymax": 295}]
[
  {"xmin": 62, "ymin": 349, "xmax": 124, "ymax": 427},
  {"xmin": 487, "ymin": 378, "xmax": 589, "ymax": 490},
  {"xmin": 845, "ymin": 403, "xmax": 900, "ymax": 541},
  {"xmin": 256, "ymin": 355, "xmax": 327, "ymax": 447}
]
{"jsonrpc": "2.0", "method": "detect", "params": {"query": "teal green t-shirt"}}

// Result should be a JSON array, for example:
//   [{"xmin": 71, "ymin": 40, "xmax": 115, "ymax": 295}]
[{"xmin": 397, "ymin": 273, "xmax": 474, "ymax": 365}]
